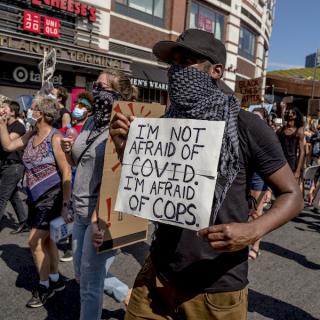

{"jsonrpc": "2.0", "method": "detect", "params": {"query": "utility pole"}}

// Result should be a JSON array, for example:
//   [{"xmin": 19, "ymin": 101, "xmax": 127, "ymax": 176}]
[{"xmin": 311, "ymin": 49, "xmax": 319, "ymax": 99}]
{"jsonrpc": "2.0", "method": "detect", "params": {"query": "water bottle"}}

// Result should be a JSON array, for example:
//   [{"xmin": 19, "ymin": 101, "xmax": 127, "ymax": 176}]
[{"xmin": 65, "ymin": 124, "xmax": 78, "ymax": 142}]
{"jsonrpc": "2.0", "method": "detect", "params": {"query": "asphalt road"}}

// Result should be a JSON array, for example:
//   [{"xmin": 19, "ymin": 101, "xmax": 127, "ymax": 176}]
[{"xmin": 0, "ymin": 205, "xmax": 319, "ymax": 320}]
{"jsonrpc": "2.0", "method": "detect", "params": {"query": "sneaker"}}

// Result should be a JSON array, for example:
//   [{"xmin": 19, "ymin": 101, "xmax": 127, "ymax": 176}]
[
  {"xmin": 26, "ymin": 284, "xmax": 54, "ymax": 308},
  {"xmin": 10, "ymin": 221, "xmax": 30, "ymax": 234},
  {"xmin": 60, "ymin": 250, "xmax": 73, "ymax": 262},
  {"xmin": 50, "ymin": 276, "xmax": 65, "ymax": 292}
]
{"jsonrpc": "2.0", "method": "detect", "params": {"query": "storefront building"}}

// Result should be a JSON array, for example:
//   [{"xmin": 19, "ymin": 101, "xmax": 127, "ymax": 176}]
[
  {"xmin": 0, "ymin": 0, "xmax": 130, "ymax": 104},
  {"xmin": 108, "ymin": 0, "xmax": 187, "ymax": 104}
]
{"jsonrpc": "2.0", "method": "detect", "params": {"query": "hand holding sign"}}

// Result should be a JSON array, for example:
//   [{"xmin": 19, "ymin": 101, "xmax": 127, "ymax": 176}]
[
  {"xmin": 198, "ymin": 222, "xmax": 259, "ymax": 252},
  {"xmin": 110, "ymin": 113, "xmax": 135, "ymax": 161},
  {"xmin": 115, "ymin": 118, "xmax": 225, "ymax": 231}
]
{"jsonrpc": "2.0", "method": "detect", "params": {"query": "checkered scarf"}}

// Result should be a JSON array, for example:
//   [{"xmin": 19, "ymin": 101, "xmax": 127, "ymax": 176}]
[
  {"xmin": 164, "ymin": 64, "xmax": 241, "ymax": 224},
  {"xmin": 88, "ymin": 89, "xmax": 120, "ymax": 143}
]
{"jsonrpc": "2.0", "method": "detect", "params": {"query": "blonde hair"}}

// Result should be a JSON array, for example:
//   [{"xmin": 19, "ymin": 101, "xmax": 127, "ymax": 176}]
[
  {"xmin": 34, "ymin": 96, "xmax": 60, "ymax": 125},
  {"xmin": 101, "ymin": 70, "xmax": 133, "ymax": 101},
  {"xmin": 0, "ymin": 95, "xmax": 9, "ymax": 107}
]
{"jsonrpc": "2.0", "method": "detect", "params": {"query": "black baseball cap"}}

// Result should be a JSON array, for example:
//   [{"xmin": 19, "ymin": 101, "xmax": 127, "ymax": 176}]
[{"xmin": 153, "ymin": 29, "xmax": 226, "ymax": 66}]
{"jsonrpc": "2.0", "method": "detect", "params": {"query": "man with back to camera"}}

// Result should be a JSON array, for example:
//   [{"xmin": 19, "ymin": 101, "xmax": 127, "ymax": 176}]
[{"xmin": 110, "ymin": 29, "xmax": 304, "ymax": 319}]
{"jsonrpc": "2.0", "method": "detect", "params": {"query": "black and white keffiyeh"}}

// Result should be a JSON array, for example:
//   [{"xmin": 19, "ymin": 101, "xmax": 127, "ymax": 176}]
[
  {"xmin": 164, "ymin": 64, "xmax": 241, "ymax": 223},
  {"xmin": 88, "ymin": 89, "xmax": 121, "ymax": 143}
]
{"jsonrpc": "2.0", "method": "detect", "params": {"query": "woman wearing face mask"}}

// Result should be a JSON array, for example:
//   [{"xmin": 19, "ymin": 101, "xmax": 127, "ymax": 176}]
[
  {"xmin": 0, "ymin": 96, "xmax": 71, "ymax": 308},
  {"xmin": 71, "ymin": 92, "xmax": 94, "ymax": 133},
  {"xmin": 61, "ymin": 70, "xmax": 133, "ymax": 320}
]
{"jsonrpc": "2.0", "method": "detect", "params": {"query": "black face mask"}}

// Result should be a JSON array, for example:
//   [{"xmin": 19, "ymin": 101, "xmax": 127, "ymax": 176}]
[{"xmin": 87, "ymin": 88, "xmax": 121, "ymax": 143}]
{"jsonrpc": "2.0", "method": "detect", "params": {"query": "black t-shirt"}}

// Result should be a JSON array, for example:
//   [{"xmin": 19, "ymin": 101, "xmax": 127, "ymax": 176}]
[
  {"xmin": 54, "ymin": 107, "xmax": 70, "ymax": 129},
  {"xmin": 150, "ymin": 110, "xmax": 287, "ymax": 293},
  {"xmin": 0, "ymin": 120, "xmax": 26, "ymax": 162}
]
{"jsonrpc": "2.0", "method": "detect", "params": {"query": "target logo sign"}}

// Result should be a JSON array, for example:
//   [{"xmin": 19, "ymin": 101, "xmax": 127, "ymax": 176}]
[{"xmin": 13, "ymin": 67, "xmax": 28, "ymax": 83}]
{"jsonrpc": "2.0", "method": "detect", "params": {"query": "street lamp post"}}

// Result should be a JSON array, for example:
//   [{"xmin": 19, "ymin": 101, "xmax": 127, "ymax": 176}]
[{"xmin": 311, "ymin": 49, "xmax": 320, "ymax": 99}]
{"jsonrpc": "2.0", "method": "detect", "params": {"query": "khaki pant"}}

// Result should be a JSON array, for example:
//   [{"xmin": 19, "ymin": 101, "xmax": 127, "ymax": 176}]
[{"xmin": 125, "ymin": 257, "xmax": 248, "ymax": 320}]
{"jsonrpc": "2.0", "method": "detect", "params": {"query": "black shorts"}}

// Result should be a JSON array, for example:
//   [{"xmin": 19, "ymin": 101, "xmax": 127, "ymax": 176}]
[{"xmin": 27, "ymin": 186, "xmax": 62, "ymax": 230}]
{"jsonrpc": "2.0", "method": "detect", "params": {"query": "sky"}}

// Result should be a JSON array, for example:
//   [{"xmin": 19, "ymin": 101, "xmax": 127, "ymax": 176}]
[{"xmin": 268, "ymin": 0, "xmax": 320, "ymax": 70}]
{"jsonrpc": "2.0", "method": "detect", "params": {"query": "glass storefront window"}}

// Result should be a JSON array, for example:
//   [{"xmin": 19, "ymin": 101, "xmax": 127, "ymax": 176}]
[
  {"xmin": 116, "ymin": 0, "xmax": 165, "ymax": 22},
  {"xmin": 190, "ymin": 1, "xmax": 224, "ymax": 41},
  {"xmin": 239, "ymin": 25, "xmax": 256, "ymax": 61}
]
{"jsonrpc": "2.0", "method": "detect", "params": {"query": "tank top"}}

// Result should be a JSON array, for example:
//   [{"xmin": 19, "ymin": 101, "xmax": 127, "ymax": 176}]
[
  {"xmin": 277, "ymin": 128, "xmax": 299, "ymax": 171},
  {"xmin": 22, "ymin": 129, "xmax": 61, "ymax": 202}
]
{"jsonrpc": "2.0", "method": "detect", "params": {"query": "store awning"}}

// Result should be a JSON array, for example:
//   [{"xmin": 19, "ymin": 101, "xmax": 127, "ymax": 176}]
[{"xmin": 130, "ymin": 62, "xmax": 168, "ymax": 90}]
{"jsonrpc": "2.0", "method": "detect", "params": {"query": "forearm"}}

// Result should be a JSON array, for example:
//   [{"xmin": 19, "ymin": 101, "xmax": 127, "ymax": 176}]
[
  {"xmin": 250, "ymin": 189, "xmax": 303, "ymax": 240},
  {"xmin": 296, "ymin": 150, "xmax": 305, "ymax": 172},
  {"xmin": 91, "ymin": 195, "xmax": 100, "ymax": 224},
  {"xmin": 62, "ymin": 169, "xmax": 72, "ymax": 203},
  {"xmin": 0, "ymin": 124, "xmax": 12, "ymax": 150},
  {"xmin": 65, "ymin": 152, "xmax": 76, "ymax": 166}
]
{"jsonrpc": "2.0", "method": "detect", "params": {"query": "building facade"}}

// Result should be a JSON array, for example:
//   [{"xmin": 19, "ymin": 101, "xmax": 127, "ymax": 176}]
[
  {"xmin": 108, "ymin": 0, "xmax": 275, "ymax": 99},
  {"xmin": 0, "ymin": 0, "xmax": 130, "ymax": 103},
  {"xmin": 305, "ymin": 50, "xmax": 320, "ymax": 68},
  {"xmin": 0, "ymin": 0, "xmax": 275, "ymax": 104}
]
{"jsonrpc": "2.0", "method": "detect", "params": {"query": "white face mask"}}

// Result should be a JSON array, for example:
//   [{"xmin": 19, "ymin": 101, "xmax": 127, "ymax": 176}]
[{"xmin": 27, "ymin": 109, "xmax": 40, "ymax": 126}]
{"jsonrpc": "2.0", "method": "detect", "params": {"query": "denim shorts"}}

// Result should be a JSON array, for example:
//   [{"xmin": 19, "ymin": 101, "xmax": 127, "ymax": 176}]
[{"xmin": 250, "ymin": 172, "xmax": 268, "ymax": 191}]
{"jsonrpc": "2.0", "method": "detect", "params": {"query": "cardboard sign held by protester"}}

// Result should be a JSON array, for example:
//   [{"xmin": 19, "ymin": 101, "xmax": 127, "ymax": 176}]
[
  {"xmin": 97, "ymin": 101, "xmax": 165, "ymax": 253},
  {"xmin": 115, "ymin": 118, "xmax": 225, "ymax": 231}
]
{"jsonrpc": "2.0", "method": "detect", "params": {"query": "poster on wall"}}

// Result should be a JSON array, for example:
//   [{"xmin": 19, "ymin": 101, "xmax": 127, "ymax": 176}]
[
  {"xmin": 115, "ymin": 118, "xmax": 225, "ymax": 231},
  {"xmin": 97, "ymin": 101, "xmax": 165, "ymax": 253}
]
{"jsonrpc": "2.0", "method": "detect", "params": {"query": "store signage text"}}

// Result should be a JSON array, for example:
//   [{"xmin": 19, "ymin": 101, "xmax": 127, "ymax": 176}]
[
  {"xmin": 0, "ymin": 36, "xmax": 129, "ymax": 71},
  {"xmin": 23, "ymin": 11, "xmax": 61, "ymax": 38},
  {"xmin": 131, "ymin": 78, "xmax": 168, "ymax": 91},
  {"xmin": 13, "ymin": 66, "xmax": 63, "ymax": 85},
  {"xmin": 29, "ymin": 0, "xmax": 97, "ymax": 22}
]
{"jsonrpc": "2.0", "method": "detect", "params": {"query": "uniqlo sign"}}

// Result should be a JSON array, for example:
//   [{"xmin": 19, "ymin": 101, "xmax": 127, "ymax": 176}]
[
  {"xmin": 23, "ymin": 11, "xmax": 41, "ymax": 33},
  {"xmin": 43, "ymin": 16, "xmax": 60, "ymax": 38}
]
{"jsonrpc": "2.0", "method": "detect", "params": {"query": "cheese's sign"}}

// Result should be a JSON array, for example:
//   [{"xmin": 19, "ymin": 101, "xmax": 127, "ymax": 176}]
[{"xmin": 28, "ymin": 0, "xmax": 97, "ymax": 22}]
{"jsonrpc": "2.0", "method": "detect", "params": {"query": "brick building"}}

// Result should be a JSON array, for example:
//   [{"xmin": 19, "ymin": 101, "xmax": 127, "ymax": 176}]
[
  {"xmin": 0, "ymin": 0, "xmax": 276, "ymax": 105},
  {"xmin": 108, "ymin": 0, "xmax": 276, "ymax": 102}
]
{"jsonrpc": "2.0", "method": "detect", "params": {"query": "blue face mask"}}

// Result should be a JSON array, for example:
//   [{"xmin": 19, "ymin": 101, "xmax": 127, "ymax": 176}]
[
  {"xmin": 27, "ymin": 109, "xmax": 37, "ymax": 126},
  {"xmin": 72, "ymin": 107, "xmax": 86, "ymax": 120}
]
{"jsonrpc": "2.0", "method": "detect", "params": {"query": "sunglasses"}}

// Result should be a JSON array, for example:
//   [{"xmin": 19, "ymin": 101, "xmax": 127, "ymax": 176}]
[{"xmin": 93, "ymin": 81, "xmax": 109, "ymax": 90}]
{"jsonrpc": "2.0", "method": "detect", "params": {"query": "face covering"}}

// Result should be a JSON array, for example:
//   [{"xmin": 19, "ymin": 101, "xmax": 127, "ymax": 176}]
[
  {"xmin": 87, "ymin": 88, "xmax": 120, "ymax": 143},
  {"xmin": 27, "ymin": 109, "xmax": 39, "ymax": 127},
  {"xmin": 72, "ymin": 107, "xmax": 86, "ymax": 120}
]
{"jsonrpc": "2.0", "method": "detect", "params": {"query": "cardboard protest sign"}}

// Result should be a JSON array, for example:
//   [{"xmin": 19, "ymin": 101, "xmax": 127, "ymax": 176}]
[
  {"xmin": 235, "ymin": 77, "xmax": 262, "ymax": 107},
  {"xmin": 115, "ymin": 118, "xmax": 225, "ymax": 231},
  {"xmin": 97, "ymin": 101, "xmax": 165, "ymax": 253}
]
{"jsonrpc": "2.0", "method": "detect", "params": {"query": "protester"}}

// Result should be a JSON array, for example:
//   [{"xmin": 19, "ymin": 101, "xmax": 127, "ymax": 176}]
[
  {"xmin": 0, "ymin": 96, "xmax": 71, "ymax": 308},
  {"xmin": 277, "ymin": 106, "xmax": 305, "ymax": 181},
  {"xmin": 51, "ymin": 86, "xmax": 71, "ymax": 129},
  {"xmin": 61, "ymin": 91, "xmax": 94, "ymax": 135},
  {"xmin": 61, "ymin": 70, "xmax": 132, "ymax": 320},
  {"xmin": 249, "ymin": 107, "xmax": 271, "ymax": 259},
  {"xmin": 110, "ymin": 29, "xmax": 304, "ymax": 320},
  {"xmin": 59, "ymin": 91, "xmax": 94, "ymax": 263},
  {"xmin": 0, "ymin": 100, "xmax": 28, "ymax": 234}
]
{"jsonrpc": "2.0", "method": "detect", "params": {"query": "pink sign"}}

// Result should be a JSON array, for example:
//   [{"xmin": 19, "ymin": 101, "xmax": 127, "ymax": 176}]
[
  {"xmin": 197, "ymin": 14, "xmax": 213, "ymax": 32},
  {"xmin": 23, "ymin": 11, "xmax": 41, "ymax": 34},
  {"xmin": 71, "ymin": 87, "xmax": 86, "ymax": 111},
  {"xmin": 43, "ymin": 16, "xmax": 61, "ymax": 38}
]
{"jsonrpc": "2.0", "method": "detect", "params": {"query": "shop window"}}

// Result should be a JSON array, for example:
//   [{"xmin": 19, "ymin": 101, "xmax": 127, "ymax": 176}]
[
  {"xmin": 115, "ymin": 0, "xmax": 164, "ymax": 27},
  {"xmin": 239, "ymin": 25, "xmax": 256, "ymax": 61},
  {"xmin": 189, "ymin": 1, "xmax": 224, "ymax": 41}
]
